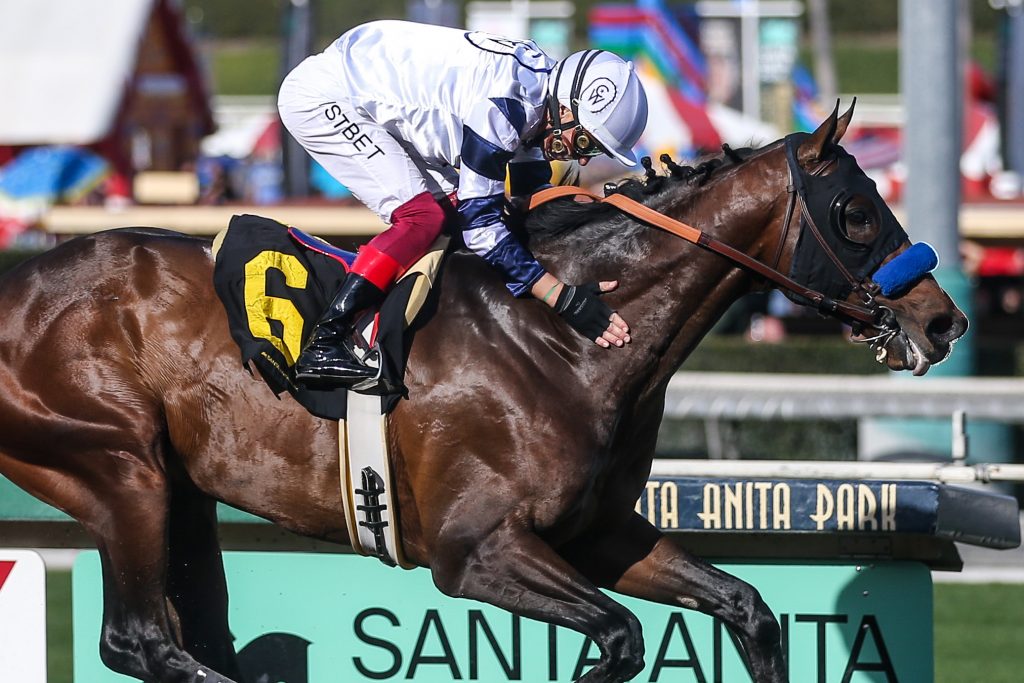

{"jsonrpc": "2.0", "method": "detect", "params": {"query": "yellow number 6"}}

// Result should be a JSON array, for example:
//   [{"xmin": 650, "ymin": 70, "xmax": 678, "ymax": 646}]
[{"xmin": 244, "ymin": 251, "xmax": 308, "ymax": 366}]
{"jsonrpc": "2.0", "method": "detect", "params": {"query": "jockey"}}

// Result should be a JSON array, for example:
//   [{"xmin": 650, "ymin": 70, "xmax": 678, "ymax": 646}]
[{"xmin": 278, "ymin": 20, "xmax": 649, "ymax": 390}]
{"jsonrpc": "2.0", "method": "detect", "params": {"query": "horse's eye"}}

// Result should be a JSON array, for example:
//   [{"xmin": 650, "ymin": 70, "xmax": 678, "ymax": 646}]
[
  {"xmin": 840, "ymin": 198, "xmax": 880, "ymax": 244},
  {"xmin": 847, "ymin": 209, "xmax": 869, "ymax": 226}
]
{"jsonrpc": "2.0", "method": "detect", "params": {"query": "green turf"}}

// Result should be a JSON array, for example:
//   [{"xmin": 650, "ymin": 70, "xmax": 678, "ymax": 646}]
[
  {"xmin": 934, "ymin": 583, "xmax": 1024, "ymax": 683},
  {"xmin": 47, "ymin": 570, "xmax": 72, "ymax": 683},
  {"xmin": 832, "ymin": 42, "xmax": 900, "ymax": 94},
  {"xmin": 802, "ymin": 34, "xmax": 997, "ymax": 96},
  {"xmin": 46, "ymin": 570, "xmax": 1023, "ymax": 681}
]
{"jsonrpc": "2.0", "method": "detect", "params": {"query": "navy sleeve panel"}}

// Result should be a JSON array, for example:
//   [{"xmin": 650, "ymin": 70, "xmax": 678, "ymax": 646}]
[
  {"xmin": 483, "ymin": 233, "xmax": 546, "ymax": 297},
  {"xmin": 490, "ymin": 97, "xmax": 528, "ymax": 135},
  {"xmin": 509, "ymin": 160, "xmax": 552, "ymax": 197},
  {"xmin": 461, "ymin": 125, "xmax": 514, "ymax": 182},
  {"xmin": 457, "ymin": 194, "xmax": 505, "ymax": 232}
]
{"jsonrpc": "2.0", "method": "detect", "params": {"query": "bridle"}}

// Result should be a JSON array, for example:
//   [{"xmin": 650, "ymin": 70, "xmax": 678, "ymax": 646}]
[
  {"xmin": 528, "ymin": 136, "xmax": 907, "ymax": 341},
  {"xmin": 770, "ymin": 156, "xmax": 903, "ymax": 359},
  {"xmin": 777, "ymin": 133, "xmax": 907, "ymax": 356}
]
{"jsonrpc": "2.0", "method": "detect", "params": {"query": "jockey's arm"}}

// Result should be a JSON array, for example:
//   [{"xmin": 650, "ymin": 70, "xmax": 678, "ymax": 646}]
[
  {"xmin": 457, "ymin": 103, "xmax": 630, "ymax": 348},
  {"xmin": 457, "ymin": 183, "xmax": 629, "ymax": 349}
]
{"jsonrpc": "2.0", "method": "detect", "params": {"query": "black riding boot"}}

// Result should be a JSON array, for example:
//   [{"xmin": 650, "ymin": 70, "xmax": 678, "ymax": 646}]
[{"xmin": 294, "ymin": 273, "xmax": 385, "ymax": 387}]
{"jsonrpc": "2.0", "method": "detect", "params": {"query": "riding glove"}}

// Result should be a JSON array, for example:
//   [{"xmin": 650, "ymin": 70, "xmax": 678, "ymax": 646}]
[{"xmin": 555, "ymin": 282, "xmax": 615, "ymax": 342}]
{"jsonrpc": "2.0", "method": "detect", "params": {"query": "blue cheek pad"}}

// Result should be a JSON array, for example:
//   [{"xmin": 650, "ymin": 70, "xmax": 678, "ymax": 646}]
[{"xmin": 872, "ymin": 242, "xmax": 939, "ymax": 297}]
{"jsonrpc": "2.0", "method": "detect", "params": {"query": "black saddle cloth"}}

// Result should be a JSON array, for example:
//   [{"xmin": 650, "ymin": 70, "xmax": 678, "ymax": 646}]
[{"xmin": 212, "ymin": 214, "xmax": 418, "ymax": 419}]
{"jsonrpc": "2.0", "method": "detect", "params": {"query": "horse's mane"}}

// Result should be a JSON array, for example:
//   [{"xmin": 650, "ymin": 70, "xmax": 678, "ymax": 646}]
[{"xmin": 520, "ymin": 144, "xmax": 760, "ymax": 247}]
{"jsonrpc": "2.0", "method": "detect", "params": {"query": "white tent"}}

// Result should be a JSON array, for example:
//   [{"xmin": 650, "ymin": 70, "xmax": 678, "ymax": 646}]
[{"xmin": 0, "ymin": 0, "xmax": 154, "ymax": 145}]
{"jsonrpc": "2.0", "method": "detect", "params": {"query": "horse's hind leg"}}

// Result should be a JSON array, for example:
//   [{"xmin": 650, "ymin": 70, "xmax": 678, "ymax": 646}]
[
  {"xmin": 91, "ymin": 463, "xmax": 241, "ymax": 683},
  {"xmin": 564, "ymin": 513, "xmax": 787, "ymax": 683},
  {"xmin": 0, "ymin": 443, "xmax": 239, "ymax": 683},
  {"xmin": 166, "ymin": 485, "xmax": 244, "ymax": 681},
  {"xmin": 431, "ymin": 517, "xmax": 645, "ymax": 683}
]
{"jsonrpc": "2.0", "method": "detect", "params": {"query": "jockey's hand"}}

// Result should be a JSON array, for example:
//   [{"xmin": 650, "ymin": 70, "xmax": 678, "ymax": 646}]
[{"xmin": 549, "ymin": 280, "xmax": 630, "ymax": 348}]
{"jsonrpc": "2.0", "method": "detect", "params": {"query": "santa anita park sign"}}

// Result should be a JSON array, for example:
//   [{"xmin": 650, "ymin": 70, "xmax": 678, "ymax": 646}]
[{"xmin": 73, "ymin": 552, "xmax": 931, "ymax": 683}]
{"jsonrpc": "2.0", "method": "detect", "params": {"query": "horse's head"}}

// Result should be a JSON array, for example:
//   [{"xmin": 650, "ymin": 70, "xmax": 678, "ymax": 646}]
[
  {"xmin": 522, "ymin": 103, "xmax": 967, "ymax": 376},
  {"xmin": 775, "ymin": 102, "xmax": 968, "ymax": 375}
]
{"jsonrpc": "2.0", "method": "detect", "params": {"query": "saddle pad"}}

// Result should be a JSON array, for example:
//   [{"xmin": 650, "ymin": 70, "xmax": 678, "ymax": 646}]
[
  {"xmin": 212, "ymin": 213, "xmax": 447, "ymax": 418},
  {"xmin": 287, "ymin": 226, "xmax": 356, "ymax": 267}
]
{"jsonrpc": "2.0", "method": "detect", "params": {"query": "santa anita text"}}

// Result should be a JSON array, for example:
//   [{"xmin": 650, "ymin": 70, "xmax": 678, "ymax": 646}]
[
  {"xmin": 342, "ymin": 607, "xmax": 899, "ymax": 682},
  {"xmin": 73, "ymin": 552, "xmax": 929, "ymax": 682},
  {"xmin": 637, "ymin": 479, "xmax": 909, "ymax": 532}
]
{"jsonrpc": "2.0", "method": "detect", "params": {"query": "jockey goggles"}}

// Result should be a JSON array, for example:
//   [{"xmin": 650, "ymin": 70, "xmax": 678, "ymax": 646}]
[{"xmin": 546, "ymin": 124, "xmax": 607, "ymax": 160}]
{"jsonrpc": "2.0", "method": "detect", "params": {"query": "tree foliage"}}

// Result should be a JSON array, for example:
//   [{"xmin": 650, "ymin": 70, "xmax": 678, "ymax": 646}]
[
  {"xmin": 183, "ymin": 0, "xmax": 1002, "ymax": 42},
  {"xmin": 825, "ymin": 0, "xmax": 999, "ymax": 36},
  {"xmin": 185, "ymin": 0, "xmax": 433, "ymax": 43}
]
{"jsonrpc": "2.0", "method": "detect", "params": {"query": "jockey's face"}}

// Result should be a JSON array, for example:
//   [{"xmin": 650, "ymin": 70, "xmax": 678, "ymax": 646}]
[{"xmin": 542, "ymin": 106, "xmax": 604, "ymax": 166}]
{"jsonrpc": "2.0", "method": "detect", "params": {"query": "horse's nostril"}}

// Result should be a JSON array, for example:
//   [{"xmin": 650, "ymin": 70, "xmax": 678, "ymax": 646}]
[{"xmin": 927, "ymin": 313, "xmax": 967, "ymax": 344}]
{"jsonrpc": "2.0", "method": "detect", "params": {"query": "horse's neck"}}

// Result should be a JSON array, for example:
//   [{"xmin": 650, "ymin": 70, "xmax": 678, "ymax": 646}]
[
  {"xmin": 577, "ymin": 180, "xmax": 778, "ymax": 395},
  {"xmin": 502, "ymin": 167, "xmax": 782, "ymax": 418}
]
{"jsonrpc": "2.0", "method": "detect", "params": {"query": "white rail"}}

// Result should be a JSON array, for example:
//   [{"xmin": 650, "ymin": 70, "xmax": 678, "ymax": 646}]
[
  {"xmin": 650, "ymin": 458, "xmax": 1024, "ymax": 484},
  {"xmin": 665, "ymin": 372, "xmax": 1024, "ymax": 422}
]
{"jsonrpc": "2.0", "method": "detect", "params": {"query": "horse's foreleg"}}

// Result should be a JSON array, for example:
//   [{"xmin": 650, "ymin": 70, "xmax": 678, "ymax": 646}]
[
  {"xmin": 430, "ymin": 517, "xmax": 645, "ymax": 683},
  {"xmin": 166, "ymin": 486, "xmax": 244, "ymax": 681},
  {"xmin": 564, "ymin": 513, "xmax": 787, "ymax": 683}
]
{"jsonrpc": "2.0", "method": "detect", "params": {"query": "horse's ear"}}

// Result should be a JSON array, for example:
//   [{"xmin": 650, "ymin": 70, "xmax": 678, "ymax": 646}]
[
  {"xmin": 833, "ymin": 97, "xmax": 856, "ymax": 144},
  {"xmin": 797, "ymin": 99, "xmax": 841, "ymax": 167}
]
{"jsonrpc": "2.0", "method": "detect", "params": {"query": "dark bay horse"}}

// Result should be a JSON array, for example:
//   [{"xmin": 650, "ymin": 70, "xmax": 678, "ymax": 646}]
[{"xmin": 0, "ymin": 107, "xmax": 965, "ymax": 683}]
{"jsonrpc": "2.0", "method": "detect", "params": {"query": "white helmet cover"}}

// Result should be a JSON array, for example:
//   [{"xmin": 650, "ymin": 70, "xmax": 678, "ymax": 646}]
[{"xmin": 547, "ymin": 50, "xmax": 649, "ymax": 166}]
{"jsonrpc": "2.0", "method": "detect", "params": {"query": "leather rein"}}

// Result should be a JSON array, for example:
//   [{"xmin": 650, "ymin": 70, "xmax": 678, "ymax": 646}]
[{"xmin": 527, "ymin": 183, "xmax": 883, "ymax": 328}]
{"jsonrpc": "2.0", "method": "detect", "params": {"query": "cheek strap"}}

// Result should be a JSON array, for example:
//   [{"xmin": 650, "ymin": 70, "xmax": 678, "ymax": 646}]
[{"xmin": 872, "ymin": 242, "xmax": 939, "ymax": 297}]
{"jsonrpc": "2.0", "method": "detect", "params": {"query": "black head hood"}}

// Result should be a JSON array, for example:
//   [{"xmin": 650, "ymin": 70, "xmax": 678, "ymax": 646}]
[{"xmin": 784, "ymin": 133, "xmax": 908, "ymax": 301}]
